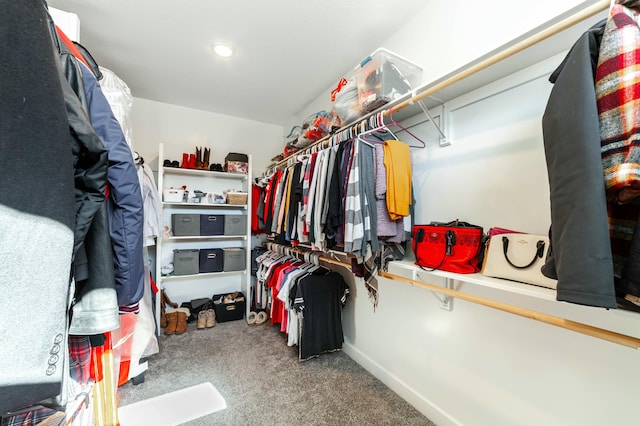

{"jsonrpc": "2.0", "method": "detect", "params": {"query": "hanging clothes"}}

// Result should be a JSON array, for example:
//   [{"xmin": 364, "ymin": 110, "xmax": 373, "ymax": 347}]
[
  {"xmin": 54, "ymin": 23, "xmax": 145, "ymax": 311},
  {"xmin": 256, "ymin": 249, "xmax": 350, "ymax": 360},
  {"xmin": 595, "ymin": 3, "xmax": 640, "ymax": 304},
  {"xmin": 0, "ymin": 0, "xmax": 110, "ymax": 414},
  {"xmin": 541, "ymin": 18, "xmax": 618, "ymax": 308},
  {"xmin": 383, "ymin": 139, "xmax": 412, "ymax": 220},
  {"xmin": 293, "ymin": 268, "xmax": 350, "ymax": 361}
]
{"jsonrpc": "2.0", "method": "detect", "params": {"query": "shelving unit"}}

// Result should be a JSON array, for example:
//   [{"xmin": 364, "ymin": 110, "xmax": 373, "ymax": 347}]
[{"xmin": 154, "ymin": 143, "xmax": 252, "ymax": 333}]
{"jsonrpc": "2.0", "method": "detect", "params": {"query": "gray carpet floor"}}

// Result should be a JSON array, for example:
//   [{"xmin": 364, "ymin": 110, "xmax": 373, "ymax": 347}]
[{"xmin": 118, "ymin": 318, "xmax": 436, "ymax": 425}]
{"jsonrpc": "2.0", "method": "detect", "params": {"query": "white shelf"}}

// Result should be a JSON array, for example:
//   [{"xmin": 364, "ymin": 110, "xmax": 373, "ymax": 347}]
[
  {"xmin": 155, "ymin": 143, "xmax": 253, "ymax": 334},
  {"xmin": 162, "ymin": 166, "xmax": 248, "ymax": 180},
  {"xmin": 387, "ymin": 260, "xmax": 557, "ymax": 301},
  {"xmin": 162, "ymin": 202, "xmax": 247, "ymax": 209},
  {"xmin": 163, "ymin": 235, "xmax": 247, "ymax": 242},
  {"xmin": 161, "ymin": 270, "xmax": 245, "ymax": 281}
]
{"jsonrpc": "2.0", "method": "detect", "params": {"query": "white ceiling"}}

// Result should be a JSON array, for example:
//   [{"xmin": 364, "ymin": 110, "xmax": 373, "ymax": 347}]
[{"xmin": 47, "ymin": 0, "xmax": 430, "ymax": 126}]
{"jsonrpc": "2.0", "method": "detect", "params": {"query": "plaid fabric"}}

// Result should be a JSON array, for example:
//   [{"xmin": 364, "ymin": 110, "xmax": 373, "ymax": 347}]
[
  {"xmin": 1, "ymin": 338, "xmax": 93, "ymax": 426},
  {"xmin": 595, "ymin": 4, "xmax": 640, "ymax": 203}
]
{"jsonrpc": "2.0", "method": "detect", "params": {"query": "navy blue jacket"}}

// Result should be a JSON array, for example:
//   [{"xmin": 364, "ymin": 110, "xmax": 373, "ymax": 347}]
[{"xmin": 78, "ymin": 60, "xmax": 145, "ymax": 308}]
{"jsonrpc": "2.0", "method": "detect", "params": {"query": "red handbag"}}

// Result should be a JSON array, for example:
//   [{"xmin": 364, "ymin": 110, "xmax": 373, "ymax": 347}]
[{"xmin": 412, "ymin": 220, "xmax": 484, "ymax": 274}]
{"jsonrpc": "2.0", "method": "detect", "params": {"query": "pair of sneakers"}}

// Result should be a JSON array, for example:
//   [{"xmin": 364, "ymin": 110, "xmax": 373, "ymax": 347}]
[{"xmin": 197, "ymin": 309, "xmax": 216, "ymax": 329}]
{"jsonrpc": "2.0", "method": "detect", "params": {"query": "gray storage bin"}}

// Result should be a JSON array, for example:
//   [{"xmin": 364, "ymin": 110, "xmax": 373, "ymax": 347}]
[
  {"xmin": 173, "ymin": 249, "xmax": 199, "ymax": 275},
  {"xmin": 223, "ymin": 215, "xmax": 247, "ymax": 235},
  {"xmin": 223, "ymin": 248, "xmax": 246, "ymax": 271},
  {"xmin": 172, "ymin": 214, "xmax": 200, "ymax": 236}
]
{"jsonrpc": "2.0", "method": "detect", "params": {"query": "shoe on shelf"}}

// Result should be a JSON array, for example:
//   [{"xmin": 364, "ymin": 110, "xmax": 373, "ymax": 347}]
[
  {"xmin": 202, "ymin": 148, "xmax": 210, "ymax": 170},
  {"xmin": 195, "ymin": 146, "xmax": 203, "ymax": 170},
  {"xmin": 205, "ymin": 309, "xmax": 216, "ymax": 328}
]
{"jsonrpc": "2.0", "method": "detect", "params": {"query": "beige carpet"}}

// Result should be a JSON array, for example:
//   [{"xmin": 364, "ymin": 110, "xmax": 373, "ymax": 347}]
[{"xmin": 118, "ymin": 318, "xmax": 435, "ymax": 425}]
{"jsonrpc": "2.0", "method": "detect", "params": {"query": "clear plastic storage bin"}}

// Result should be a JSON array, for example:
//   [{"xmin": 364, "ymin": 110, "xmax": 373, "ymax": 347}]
[{"xmin": 354, "ymin": 48, "xmax": 422, "ymax": 113}]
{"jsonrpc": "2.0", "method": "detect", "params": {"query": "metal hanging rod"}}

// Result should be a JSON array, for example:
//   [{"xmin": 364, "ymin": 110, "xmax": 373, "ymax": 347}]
[
  {"xmin": 379, "ymin": 271, "xmax": 640, "ymax": 349},
  {"xmin": 386, "ymin": 0, "xmax": 610, "ymax": 115},
  {"xmin": 264, "ymin": 241, "xmax": 351, "ymax": 269}
]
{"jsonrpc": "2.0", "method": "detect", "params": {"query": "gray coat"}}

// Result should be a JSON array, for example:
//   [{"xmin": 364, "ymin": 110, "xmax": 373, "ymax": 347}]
[{"xmin": 541, "ymin": 20, "xmax": 617, "ymax": 308}]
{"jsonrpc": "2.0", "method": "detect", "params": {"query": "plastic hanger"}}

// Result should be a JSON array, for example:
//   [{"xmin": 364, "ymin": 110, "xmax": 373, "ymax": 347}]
[
  {"xmin": 387, "ymin": 108, "xmax": 426, "ymax": 149},
  {"xmin": 356, "ymin": 112, "xmax": 398, "ymax": 145}
]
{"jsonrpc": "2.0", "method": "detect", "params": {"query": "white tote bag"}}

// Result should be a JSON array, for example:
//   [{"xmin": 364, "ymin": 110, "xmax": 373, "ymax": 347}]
[{"xmin": 481, "ymin": 233, "xmax": 557, "ymax": 289}]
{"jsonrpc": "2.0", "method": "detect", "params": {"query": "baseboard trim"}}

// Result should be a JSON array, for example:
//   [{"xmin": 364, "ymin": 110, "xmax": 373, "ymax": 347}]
[{"xmin": 343, "ymin": 342, "xmax": 460, "ymax": 426}]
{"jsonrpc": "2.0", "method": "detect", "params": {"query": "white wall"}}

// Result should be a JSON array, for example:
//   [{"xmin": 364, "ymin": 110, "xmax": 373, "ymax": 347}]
[
  {"xmin": 285, "ymin": 1, "xmax": 640, "ymax": 425},
  {"xmin": 130, "ymin": 98, "xmax": 283, "ymax": 177}
]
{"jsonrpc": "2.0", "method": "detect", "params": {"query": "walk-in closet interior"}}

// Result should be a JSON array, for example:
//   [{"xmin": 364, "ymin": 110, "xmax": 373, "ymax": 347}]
[{"xmin": 3, "ymin": 0, "xmax": 640, "ymax": 425}]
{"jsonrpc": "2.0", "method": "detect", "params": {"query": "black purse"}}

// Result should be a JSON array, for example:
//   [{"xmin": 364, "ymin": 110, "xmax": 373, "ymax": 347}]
[{"xmin": 180, "ymin": 297, "xmax": 213, "ymax": 323}]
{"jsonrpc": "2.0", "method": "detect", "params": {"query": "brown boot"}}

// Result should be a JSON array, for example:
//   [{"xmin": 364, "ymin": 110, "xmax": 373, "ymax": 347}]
[
  {"xmin": 164, "ymin": 311, "xmax": 178, "ymax": 335},
  {"xmin": 162, "ymin": 290, "xmax": 178, "ymax": 308},
  {"xmin": 175, "ymin": 308, "xmax": 189, "ymax": 334},
  {"xmin": 159, "ymin": 290, "xmax": 178, "ymax": 328},
  {"xmin": 202, "ymin": 148, "xmax": 210, "ymax": 170},
  {"xmin": 160, "ymin": 303, "xmax": 168, "ymax": 328},
  {"xmin": 195, "ymin": 146, "xmax": 203, "ymax": 170}
]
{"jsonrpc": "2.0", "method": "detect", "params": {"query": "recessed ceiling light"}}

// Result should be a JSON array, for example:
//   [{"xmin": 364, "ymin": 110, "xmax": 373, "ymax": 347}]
[{"xmin": 212, "ymin": 42, "xmax": 234, "ymax": 58}]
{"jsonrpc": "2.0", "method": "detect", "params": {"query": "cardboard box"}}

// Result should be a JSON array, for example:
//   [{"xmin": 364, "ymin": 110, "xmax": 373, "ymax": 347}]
[{"xmin": 224, "ymin": 152, "xmax": 248, "ymax": 174}]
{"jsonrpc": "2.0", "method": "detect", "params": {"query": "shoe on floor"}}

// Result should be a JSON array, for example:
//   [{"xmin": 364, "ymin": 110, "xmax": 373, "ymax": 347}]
[
  {"xmin": 197, "ymin": 310, "xmax": 207, "ymax": 329},
  {"xmin": 164, "ymin": 311, "xmax": 178, "ymax": 335},
  {"xmin": 205, "ymin": 309, "xmax": 216, "ymax": 328},
  {"xmin": 256, "ymin": 311, "xmax": 269, "ymax": 325},
  {"xmin": 174, "ymin": 307, "xmax": 190, "ymax": 334}
]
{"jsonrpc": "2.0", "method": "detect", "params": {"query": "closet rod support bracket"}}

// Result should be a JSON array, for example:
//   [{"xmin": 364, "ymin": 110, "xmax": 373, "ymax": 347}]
[
  {"xmin": 413, "ymin": 270, "xmax": 453, "ymax": 310},
  {"xmin": 415, "ymin": 100, "xmax": 452, "ymax": 147}
]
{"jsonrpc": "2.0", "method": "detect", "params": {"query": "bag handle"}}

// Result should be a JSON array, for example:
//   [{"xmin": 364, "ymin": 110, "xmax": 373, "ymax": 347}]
[{"xmin": 501, "ymin": 236, "xmax": 545, "ymax": 269}]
